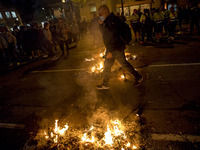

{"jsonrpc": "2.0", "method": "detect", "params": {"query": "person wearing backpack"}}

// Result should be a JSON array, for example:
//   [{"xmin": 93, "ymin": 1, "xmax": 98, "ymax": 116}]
[{"xmin": 96, "ymin": 5, "xmax": 143, "ymax": 89}]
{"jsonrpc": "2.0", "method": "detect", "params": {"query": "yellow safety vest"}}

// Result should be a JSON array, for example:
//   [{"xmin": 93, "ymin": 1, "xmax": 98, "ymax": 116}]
[{"xmin": 130, "ymin": 13, "xmax": 139, "ymax": 23}]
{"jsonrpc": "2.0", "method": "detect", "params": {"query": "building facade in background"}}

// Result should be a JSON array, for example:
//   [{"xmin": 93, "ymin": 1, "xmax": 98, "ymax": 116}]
[
  {"xmin": 78, "ymin": 0, "xmax": 197, "ymax": 21},
  {"xmin": 0, "ymin": 4, "xmax": 23, "ymax": 28},
  {"xmin": 79, "ymin": 0, "xmax": 161, "ymax": 21},
  {"xmin": 79, "ymin": 0, "xmax": 115, "ymax": 21}
]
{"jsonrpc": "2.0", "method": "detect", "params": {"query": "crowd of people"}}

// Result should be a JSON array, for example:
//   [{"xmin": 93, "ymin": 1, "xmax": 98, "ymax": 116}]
[
  {"xmin": 0, "ymin": 18, "xmax": 83, "ymax": 67},
  {"xmin": 129, "ymin": 4, "xmax": 200, "ymax": 43},
  {"xmin": 0, "ymin": 3, "xmax": 199, "ymax": 68}
]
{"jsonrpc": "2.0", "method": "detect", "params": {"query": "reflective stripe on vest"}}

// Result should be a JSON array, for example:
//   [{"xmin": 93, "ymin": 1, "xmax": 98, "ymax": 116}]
[{"xmin": 131, "ymin": 14, "xmax": 139, "ymax": 23}]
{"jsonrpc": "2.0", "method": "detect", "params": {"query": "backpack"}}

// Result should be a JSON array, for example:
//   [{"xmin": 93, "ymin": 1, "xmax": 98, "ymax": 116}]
[{"xmin": 119, "ymin": 21, "xmax": 132, "ymax": 45}]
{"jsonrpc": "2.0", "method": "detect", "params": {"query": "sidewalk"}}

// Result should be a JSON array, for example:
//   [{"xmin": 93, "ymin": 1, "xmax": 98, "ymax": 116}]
[{"xmin": 0, "ymin": 42, "xmax": 78, "ymax": 75}]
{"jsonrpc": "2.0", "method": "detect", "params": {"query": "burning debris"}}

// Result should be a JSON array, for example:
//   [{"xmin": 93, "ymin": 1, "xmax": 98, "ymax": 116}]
[
  {"xmin": 32, "ymin": 106, "xmax": 144, "ymax": 150},
  {"xmin": 85, "ymin": 48, "xmax": 137, "ymax": 76},
  {"xmin": 36, "ymin": 119, "xmax": 140, "ymax": 150}
]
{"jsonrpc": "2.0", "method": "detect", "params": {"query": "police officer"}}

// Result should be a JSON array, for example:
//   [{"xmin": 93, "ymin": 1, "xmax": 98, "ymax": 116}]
[
  {"xmin": 168, "ymin": 7, "xmax": 177, "ymax": 40},
  {"xmin": 153, "ymin": 8, "xmax": 163, "ymax": 42},
  {"xmin": 130, "ymin": 9, "xmax": 140, "ymax": 43},
  {"xmin": 140, "ymin": 9, "xmax": 152, "ymax": 43},
  {"xmin": 161, "ymin": 7, "xmax": 170, "ymax": 35}
]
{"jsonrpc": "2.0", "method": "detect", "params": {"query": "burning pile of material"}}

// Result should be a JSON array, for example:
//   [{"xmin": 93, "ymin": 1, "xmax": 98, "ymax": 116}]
[
  {"xmin": 85, "ymin": 48, "xmax": 137, "ymax": 77},
  {"xmin": 35, "ymin": 119, "xmax": 140, "ymax": 149}
]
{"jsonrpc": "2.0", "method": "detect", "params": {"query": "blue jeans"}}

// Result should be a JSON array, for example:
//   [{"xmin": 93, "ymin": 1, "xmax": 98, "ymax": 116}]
[{"xmin": 103, "ymin": 50, "xmax": 141, "ymax": 85}]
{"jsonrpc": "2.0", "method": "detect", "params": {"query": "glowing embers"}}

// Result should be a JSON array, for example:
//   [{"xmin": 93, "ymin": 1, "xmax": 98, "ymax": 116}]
[
  {"xmin": 91, "ymin": 61, "xmax": 104, "ymax": 73},
  {"xmin": 41, "ymin": 119, "xmax": 139, "ymax": 149},
  {"xmin": 43, "ymin": 120, "xmax": 69, "ymax": 143},
  {"xmin": 85, "ymin": 58, "xmax": 94, "ymax": 62},
  {"xmin": 80, "ymin": 119, "xmax": 138, "ymax": 149}
]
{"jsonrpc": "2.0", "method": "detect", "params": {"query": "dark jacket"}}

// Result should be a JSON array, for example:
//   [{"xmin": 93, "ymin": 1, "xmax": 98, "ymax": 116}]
[{"xmin": 99, "ymin": 12, "xmax": 125, "ymax": 52}]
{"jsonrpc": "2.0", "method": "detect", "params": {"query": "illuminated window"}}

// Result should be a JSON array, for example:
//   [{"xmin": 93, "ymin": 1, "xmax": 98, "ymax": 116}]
[
  {"xmin": 5, "ymin": 12, "xmax": 11, "ymax": 18},
  {"xmin": 89, "ymin": 4, "xmax": 96, "ymax": 12},
  {"xmin": 0, "ymin": 12, "xmax": 3, "ymax": 19},
  {"xmin": 11, "ymin": 11, "xmax": 17, "ymax": 18}
]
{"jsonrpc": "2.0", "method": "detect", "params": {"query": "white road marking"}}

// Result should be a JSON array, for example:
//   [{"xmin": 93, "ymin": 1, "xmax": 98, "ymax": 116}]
[
  {"xmin": 148, "ymin": 62, "xmax": 200, "ymax": 68},
  {"xmin": 151, "ymin": 133, "xmax": 200, "ymax": 142},
  {"xmin": 0, "ymin": 123, "xmax": 25, "ymax": 129},
  {"xmin": 31, "ymin": 68, "xmax": 87, "ymax": 73}
]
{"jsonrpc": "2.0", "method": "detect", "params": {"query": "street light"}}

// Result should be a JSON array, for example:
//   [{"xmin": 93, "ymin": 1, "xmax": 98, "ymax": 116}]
[{"xmin": 62, "ymin": 0, "xmax": 65, "ymax": 18}]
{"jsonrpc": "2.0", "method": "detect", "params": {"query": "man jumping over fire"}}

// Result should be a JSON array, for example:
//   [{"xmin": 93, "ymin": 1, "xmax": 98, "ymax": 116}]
[{"xmin": 96, "ymin": 5, "xmax": 143, "ymax": 90}]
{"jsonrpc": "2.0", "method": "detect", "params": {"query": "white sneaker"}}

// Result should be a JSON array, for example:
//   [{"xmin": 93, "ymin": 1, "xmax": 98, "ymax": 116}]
[{"xmin": 96, "ymin": 84, "xmax": 110, "ymax": 90}]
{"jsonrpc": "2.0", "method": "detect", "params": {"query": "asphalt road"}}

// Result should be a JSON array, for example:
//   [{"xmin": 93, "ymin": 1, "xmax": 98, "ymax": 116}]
[{"xmin": 0, "ymin": 33, "xmax": 200, "ymax": 150}]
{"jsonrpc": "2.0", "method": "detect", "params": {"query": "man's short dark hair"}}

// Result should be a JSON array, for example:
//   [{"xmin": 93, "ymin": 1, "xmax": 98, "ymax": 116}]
[{"xmin": 98, "ymin": 5, "xmax": 109, "ymax": 11}]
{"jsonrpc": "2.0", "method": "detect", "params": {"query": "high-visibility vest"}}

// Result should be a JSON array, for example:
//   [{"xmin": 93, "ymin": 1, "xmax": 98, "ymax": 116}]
[
  {"xmin": 169, "ymin": 12, "xmax": 177, "ymax": 22},
  {"xmin": 162, "ymin": 10, "xmax": 170, "ymax": 19},
  {"xmin": 153, "ymin": 12, "xmax": 163, "ymax": 24},
  {"xmin": 130, "ymin": 13, "xmax": 139, "ymax": 23}
]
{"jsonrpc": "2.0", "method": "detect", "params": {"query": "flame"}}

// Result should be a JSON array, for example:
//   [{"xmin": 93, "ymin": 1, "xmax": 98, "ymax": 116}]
[
  {"xmin": 126, "ymin": 142, "xmax": 131, "ymax": 147},
  {"xmin": 59, "ymin": 124, "xmax": 69, "ymax": 135},
  {"xmin": 51, "ymin": 132, "xmax": 54, "ymax": 138},
  {"xmin": 81, "ymin": 133, "xmax": 95, "ymax": 143},
  {"xmin": 54, "ymin": 120, "xmax": 59, "ymax": 133},
  {"xmin": 91, "ymin": 66, "xmax": 96, "ymax": 72},
  {"xmin": 100, "ymin": 53, "xmax": 104, "ymax": 57},
  {"xmin": 132, "ymin": 55, "xmax": 137, "ymax": 60},
  {"xmin": 54, "ymin": 135, "xmax": 58, "ymax": 143},
  {"xmin": 104, "ymin": 125, "xmax": 113, "ymax": 145},
  {"xmin": 85, "ymin": 58, "xmax": 94, "ymax": 61},
  {"xmin": 44, "ymin": 131, "xmax": 49, "ymax": 139},
  {"xmin": 97, "ymin": 62, "xmax": 104, "ymax": 72},
  {"xmin": 42, "ymin": 119, "xmax": 139, "ymax": 149},
  {"xmin": 89, "ymin": 125, "xmax": 94, "ymax": 131},
  {"xmin": 91, "ymin": 61, "xmax": 104, "ymax": 73},
  {"xmin": 132, "ymin": 145, "xmax": 138, "ymax": 149},
  {"xmin": 120, "ymin": 74, "xmax": 125, "ymax": 79}
]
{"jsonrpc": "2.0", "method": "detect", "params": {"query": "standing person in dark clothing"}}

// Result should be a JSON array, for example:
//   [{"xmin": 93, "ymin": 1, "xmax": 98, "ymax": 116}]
[
  {"xmin": 168, "ymin": 7, "xmax": 177, "ymax": 40},
  {"xmin": 20, "ymin": 26, "xmax": 29, "ymax": 56},
  {"xmin": 96, "ymin": 5, "xmax": 143, "ymax": 89},
  {"xmin": 190, "ymin": 3, "xmax": 200, "ymax": 35},
  {"xmin": 26, "ymin": 23, "xmax": 41, "ymax": 59},
  {"xmin": 49, "ymin": 20, "xmax": 58, "ymax": 52},
  {"xmin": 140, "ymin": 9, "xmax": 152, "ymax": 43},
  {"xmin": 177, "ymin": 7, "xmax": 184, "ymax": 34},
  {"xmin": 0, "ymin": 27, "xmax": 17, "ymax": 66},
  {"xmin": 56, "ymin": 18, "xmax": 70, "ymax": 55},
  {"xmin": 12, "ymin": 25, "xmax": 22, "ymax": 56}
]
